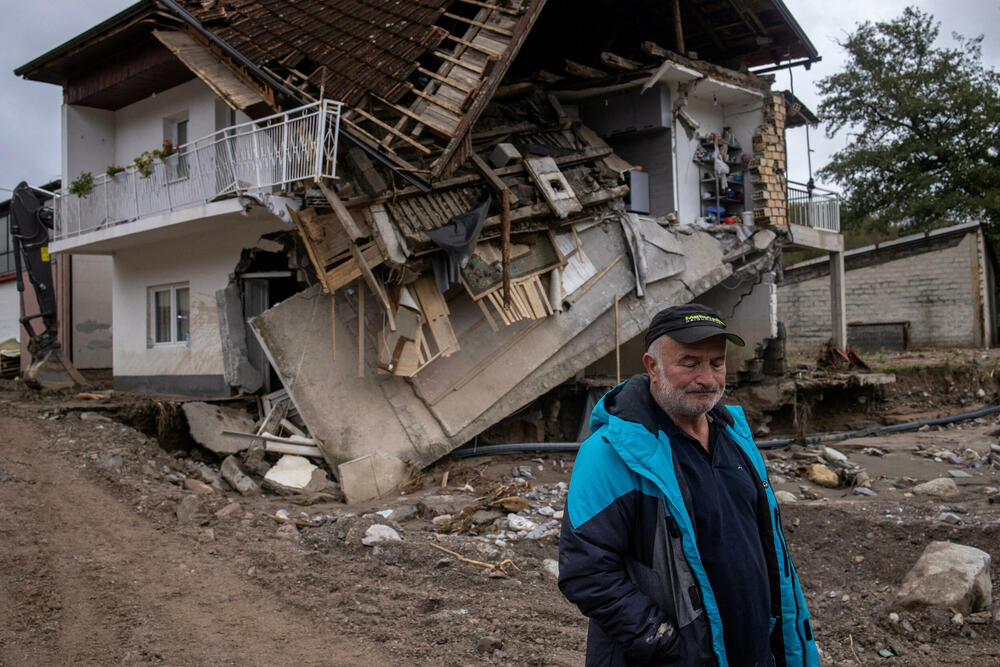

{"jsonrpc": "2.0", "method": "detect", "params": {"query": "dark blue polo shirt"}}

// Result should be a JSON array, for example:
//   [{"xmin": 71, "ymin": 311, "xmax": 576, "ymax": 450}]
[{"xmin": 656, "ymin": 407, "xmax": 771, "ymax": 667}]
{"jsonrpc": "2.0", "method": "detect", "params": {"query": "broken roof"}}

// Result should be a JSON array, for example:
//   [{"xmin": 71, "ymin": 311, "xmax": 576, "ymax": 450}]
[{"xmin": 17, "ymin": 0, "xmax": 818, "ymax": 183}]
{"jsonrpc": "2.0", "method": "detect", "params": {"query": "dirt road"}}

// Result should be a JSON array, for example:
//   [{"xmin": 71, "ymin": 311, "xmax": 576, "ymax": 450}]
[{"xmin": 0, "ymin": 412, "xmax": 397, "ymax": 666}]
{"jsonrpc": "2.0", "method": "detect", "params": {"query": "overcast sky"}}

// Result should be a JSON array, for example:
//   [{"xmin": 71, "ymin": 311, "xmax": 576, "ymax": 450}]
[{"xmin": 1, "ymin": 0, "xmax": 998, "ymax": 196}]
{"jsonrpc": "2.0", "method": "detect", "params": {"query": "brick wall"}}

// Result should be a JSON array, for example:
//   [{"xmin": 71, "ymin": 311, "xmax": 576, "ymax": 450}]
[{"xmin": 779, "ymin": 232, "xmax": 979, "ymax": 353}]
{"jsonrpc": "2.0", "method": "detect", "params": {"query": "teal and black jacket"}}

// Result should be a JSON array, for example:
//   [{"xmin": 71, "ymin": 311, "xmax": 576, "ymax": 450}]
[{"xmin": 558, "ymin": 375, "xmax": 819, "ymax": 666}]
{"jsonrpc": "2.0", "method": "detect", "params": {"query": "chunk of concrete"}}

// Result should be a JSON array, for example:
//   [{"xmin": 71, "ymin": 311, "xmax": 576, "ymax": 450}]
[
  {"xmin": 263, "ymin": 455, "xmax": 330, "ymax": 495},
  {"xmin": 417, "ymin": 494, "xmax": 477, "ymax": 519},
  {"xmin": 183, "ymin": 478, "xmax": 214, "ymax": 495},
  {"xmin": 338, "ymin": 453, "xmax": 409, "ymax": 504},
  {"xmin": 913, "ymin": 478, "xmax": 961, "ymax": 498},
  {"xmin": 176, "ymin": 495, "xmax": 202, "ymax": 523},
  {"xmin": 489, "ymin": 142, "xmax": 521, "ymax": 168},
  {"xmin": 774, "ymin": 490, "xmax": 798, "ymax": 504},
  {"xmin": 362, "ymin": 524, "xmax": 402, "ymax": 546},
  {"xmin": 220, "ymin": 455, "xmax": 259, "ymax": 496},
  {"xmin": 182, "ymin": 402, "xmax": 256, "ymax": 455},
  {"xmin": 896, "ymin": 541, "xmax": 992, "ymax": 614}
]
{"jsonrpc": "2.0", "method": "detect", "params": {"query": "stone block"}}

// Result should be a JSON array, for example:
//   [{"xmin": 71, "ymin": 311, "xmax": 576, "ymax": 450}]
[
  {"xmin": 489, "ymin": 142, "xmax": 521, "ymax": 169},
  {"xmin": 338, "ymin": 453, "xmax": 409, "ymax": 504},
  {"xmin": 896, "ymin": 541, "xmax": 992, "ymax": 614},
  {"xmin": 263, "ymin": 455, "xmax": 330, "ymax": 495},
  {"xmin": 221, "ymin": 455, "xmax": 259, "ymax": 496}
]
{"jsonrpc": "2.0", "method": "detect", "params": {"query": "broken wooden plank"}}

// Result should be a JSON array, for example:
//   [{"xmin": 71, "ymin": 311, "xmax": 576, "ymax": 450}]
[
  {"xmin": 475, "ymin": 298, "xmax": 500, "ymax": 332},
  {"xmin": 565, "ymin": 59, "xmax": 608, "ymax": 79},
  {"xmin": 375, "ymin": 94, "xmax": 456, "ymax": 138},
  {"xmin": 324, "ymin": 243, "xmax": 385, "ymax": 291},
  {"xmin": 433, "ymin": 50, "xmax": 485, "ymax": 74},
  {"xmin": 523, "ymin": 156, "xmax": 583, "ymax": 219},
  {"xmin": 443, "ymin": 12, "xmax": 515, "ymax": 37},
  {"xmin": 600, "ymin": 51, "xmax": 642, "ymax": 70},
  {"xmin": 357, "ymin": 278, "xmax": 365, "ymax": 378},
  {"xmin": 641, "ymin": 40, "xmax": 670, "ymax": 58},
  {"xmin": 316, "ymin": 180, "xmax": 364, "ymax": 241},
  {"xmin": 412, "ymin": 276, "xmax": 460, "ymax": 357},
  {"xmin": 469, "ymin": 153, "xmax": 519, "ymax": 206},
  {"xmin": 454, "ymin": 0, "xmax": 523, "ymax": 17},
  {"xmin": 347, "ymin": 107, "xmax": 433, "ymax": 154},
  {"xmin": 287, "ymin": 205, "xmax": 331, "ymax": 293},
  {"xmin": 568, "ymin": 254, "xmax": 623, "ymax": 304}
]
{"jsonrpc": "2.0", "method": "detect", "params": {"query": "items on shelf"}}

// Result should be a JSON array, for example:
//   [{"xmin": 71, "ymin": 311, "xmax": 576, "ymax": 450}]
[{"xmin": 693, "ymin": 127, "xmax": 746, "ymax": 223}]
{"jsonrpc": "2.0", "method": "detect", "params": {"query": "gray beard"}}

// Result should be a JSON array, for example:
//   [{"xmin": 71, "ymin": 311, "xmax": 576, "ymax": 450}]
[{"xmin": 653, "ymin": 380, "xmax": 724, "ymax": 417}]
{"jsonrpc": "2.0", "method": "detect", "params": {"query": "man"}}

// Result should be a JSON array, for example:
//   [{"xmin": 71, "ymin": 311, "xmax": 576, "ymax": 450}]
[{"xmin": 558, "ymin": 304, "xmax": 818, "ymax": 666}]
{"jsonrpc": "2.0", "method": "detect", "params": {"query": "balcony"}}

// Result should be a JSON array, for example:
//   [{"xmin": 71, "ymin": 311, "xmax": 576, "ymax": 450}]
[
  {"xmin": 787, "ymin": 180, "xmax": 841, "ymax": 233},
  {"xmin": 54, "ymin": 100, "xmax": 342, "ymax": 244}
]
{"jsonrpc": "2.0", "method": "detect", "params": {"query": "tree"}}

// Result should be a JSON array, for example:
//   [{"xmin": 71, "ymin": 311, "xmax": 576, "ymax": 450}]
[{"xmin": 817, "ymin": 7, "xmax": 1000, "ymax": 236}]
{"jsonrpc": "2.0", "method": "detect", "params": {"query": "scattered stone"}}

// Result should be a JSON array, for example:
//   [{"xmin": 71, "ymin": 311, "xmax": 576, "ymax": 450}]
[
  {"xmin": 471, "ymin": 509, "xmax": 504, "ymax": 526},
  {"xmin": 853, "ymin": 487, "xmax": 877, "ymax": 497},
  {"xmin": 553, "ymin": 510, "xmax": 564, "ymax": 520},
  {"xmin": 912, "ymin": 478, "xmax": 960, "ymax": 498},
  {"xmin": 861, "ymin": 447, "xmax": 885, "ymax": 457},
  {"xmin": 541, "ymin": 558, "xmax": 560, "ymax": 579},
  {"xmin": 822, "ymin": 446, "xmax": 847, "ymax": 463},
  {"xmin": 854, "ymin": 556, "xmax": 865, "ymax": 563},
  {"xmin": 220, "ymin": 455, "xmax": 259, "ymax": 496},
  {"xmin": 417, "ymin": 494, "xmax": 476, "ymax": 519},
  {"xmin": 984, "ymin": 487, "xmax": 998, "ymax": 495},
  {"xmin": 476, "ymin": 636, "xmax": 503, "ymax": 654},
  {"xmin": 184, "ymin": 478, "xmax": 214, "ymax": 495},
  {"xmin": 382, "ymin": 505, "xmax": 418, "ymax": 523},
  {"xmin": 431, "ymin": 514, "xmax": 453, "ymax": 527},
  {"xmin": 175, "ymin": 495, "xmax": 201, "ymax": 523},
  {"xmin": 901, "ymin": 620, "xmax": 915, "ymax": 633},
  {"xmin": 976, "ymin": 388, "xmax": 986, "ymax": 398},
  {"xmin": 888, "ymin": 612, "xmax": 899, "ymax": 623},
  {"xmin": 181, "ymin": 402, "xmax": 256, "ymax": 454},
  {"xmin": 774, "ymin": 490, "xmax": 798, "ymax": 504},
  {"xmin": 537, "ymin": 506, "xmax": 555, "ymax": 517},
  {"xmin": 807, "ymin": 464, "xmax": 840, "ymax": 488},
  {"xmin": 962, "ymin": 448, "xmax": 981, "ymax": 461},
  {"xmin": 507, "ymin": 514, "xmax": 537, "ymax": 531},
  {"xmin": 79, "ymin": 411, "xmax": 112, "ymax": 423},
  {"xmin": 937, "ymin": 512, "xmax": 963, "ymax": 525},
  {"xmin": 896, "ymin": 541, "xmax": 992, "ymax": 614},
  {"xmin": 362, "ymin": 524, "xmax": 401, "ymax": 546},
  {"xmin": 262, "ymin": 455, "xmax": 330, "ymax": 494},
  {"xmin": 163, "ymin": 473, "xmax": 184, "ymax": 485},
  {"xmin": 878, "ymin": 649, "xmax": 895, "ymax": 658},
  {"xmin": 215, "ymin": 502, "xmax": 242, "ymax": 519},
  {"xmin": 947, "ymin": 469, "xmax": 972, "ymax": 478},
  {"xmin": 100, "ymin": 454, "xmax": 123, "ymax": 470},
  {"xmin": 952, "ymin": 612, "xmax": 964, "ymax": 626}
]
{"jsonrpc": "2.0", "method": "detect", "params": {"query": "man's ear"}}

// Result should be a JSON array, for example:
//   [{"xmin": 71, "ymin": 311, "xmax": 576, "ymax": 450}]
[{"xmin": 642, "ymin": 351, "xmax": 657, "ymax": 376}]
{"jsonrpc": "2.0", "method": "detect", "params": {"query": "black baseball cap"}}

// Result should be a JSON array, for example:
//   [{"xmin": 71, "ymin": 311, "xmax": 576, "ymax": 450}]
[{"xmin": 644, "ymin": 303, "xmax": 746, "ymax": 350}]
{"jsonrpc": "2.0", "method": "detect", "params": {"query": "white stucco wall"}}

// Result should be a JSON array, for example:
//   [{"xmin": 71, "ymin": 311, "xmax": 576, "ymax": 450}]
[
  {"xmin": 0, "ymin": 279, "xmax": 19, "ymax": 343},
  {"xmin": 111, "ymin": 210, "xmax": 286, "ymax": 380},
  {"xmin": 113, "ymin": 78, "xmax": 218, "ymax": 167},
  {"xmin": 71, "ymin": 255, "xmax": 113, "ymax": 368},
  {"xmin": 63, "ymin": 105, "xmax": 115, "ymax": 186}
]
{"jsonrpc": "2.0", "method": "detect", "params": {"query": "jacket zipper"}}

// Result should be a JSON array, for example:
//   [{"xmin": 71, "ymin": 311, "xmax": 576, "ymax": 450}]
[{"xmin": 773, "ymin": 507, "xmax": 790, "ymax": 578}]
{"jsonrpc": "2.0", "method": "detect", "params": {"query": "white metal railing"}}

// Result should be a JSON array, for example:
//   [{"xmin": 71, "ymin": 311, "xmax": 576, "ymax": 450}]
[
  {"xmin": 787, "ymin": 180, "xmax": 840, "ymax": 232},
  {"xmin": 54, "ymin": 99, "xmax": 342, "ymax": 241}
]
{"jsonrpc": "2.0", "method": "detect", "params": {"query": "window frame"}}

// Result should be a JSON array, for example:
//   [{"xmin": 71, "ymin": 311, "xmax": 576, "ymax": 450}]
[{"xmin": 148, "ymin": 282, "xmax": 190, "ymax": 348}]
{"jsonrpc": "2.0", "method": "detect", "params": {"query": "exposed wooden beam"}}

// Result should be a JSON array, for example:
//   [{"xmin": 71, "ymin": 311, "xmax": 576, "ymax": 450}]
[
  {"xmin": 470, "ymin": 153, "xmax": 519, "ymax": 206},
  {"xmin": 443, "ymin": 12, "xmax": 515, "ymax": 37},
  {"xmin": 433, "ymin": 50, "xmax": 485, "ymax": 74},
  {"xmin": 641, "ymin": 41, "xmax": 670, "ymax": 58},
  {"xmin": 564, "ymin": 59, "xmax": 608, "ymax": 79},
  {"xmin": 345, "ymin": 108, "xmax": 433, "ymax": 155},
  {"xmin": 600, "ymin": 51, "xmax": 642, "ymax": 71},
  {"xmin": 673, "ymin": 0, "xmax": 686, "ymax": 55},
  {"xmin": 454, "ymin": 0, "xmax": 523, "ymax": 17},
  {"xmin": 442, "ymin": 33, "xmax": 502, "ymax": 57},
  {"xmin": 406, "ymin": 83, "xmax": 465, "ymax": 116},
  {"xmin": 374, "ymin": 94, "xmax": 456, "ymax": 139},
  {"xmin": 415, "ymin": 67, "xmax": 474, "ymax": 94}
]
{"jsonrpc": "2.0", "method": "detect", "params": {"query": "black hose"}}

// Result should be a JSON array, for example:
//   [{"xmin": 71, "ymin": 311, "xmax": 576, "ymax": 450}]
[{"xmin": 453, "ymin": 405, "xmax": 1000, "ymax": 458}]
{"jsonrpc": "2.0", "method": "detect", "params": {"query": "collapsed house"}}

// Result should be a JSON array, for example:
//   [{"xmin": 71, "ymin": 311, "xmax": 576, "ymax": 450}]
[{"xmin": 17, "ymin": 0, "xmax": 843, "ymax": 499}]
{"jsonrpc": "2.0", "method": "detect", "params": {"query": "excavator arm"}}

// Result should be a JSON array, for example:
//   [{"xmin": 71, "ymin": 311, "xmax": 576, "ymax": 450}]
[{"xmin": 10, "ymin": 182, "xmax": 87, "ymax": 390}]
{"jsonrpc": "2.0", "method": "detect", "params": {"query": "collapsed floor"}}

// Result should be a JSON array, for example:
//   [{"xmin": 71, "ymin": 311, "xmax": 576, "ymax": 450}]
[{"xmin": 2, "ymin": 351, "xmax": 1000, "ymax": 665}]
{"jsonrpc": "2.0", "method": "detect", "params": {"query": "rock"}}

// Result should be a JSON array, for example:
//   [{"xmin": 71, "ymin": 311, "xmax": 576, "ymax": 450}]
[
  {"xmin": 220, "ymin": 456, "xmax": 259, "ymax": 496},
  {"xmin": 774, "ymin": 490, "xmax": 798, "ymax": 504},
  {"xmin": 947, "ymin": 469, "xmax": 972, "ymax": 478},
  {"xmin": 962, "ymin": 448, "xmax": 981, "ymax": 462},
  {"xmin": 553, "ymin": 510, "xmax": 564, "ymax": 520},
  {"xmin": 471, "ymin": 509, "xmax": 504, "ymax": 526},
  {"xmin": 163, "ymin": 472, "xmax": 184, "ymax": 485},
  {"xmin": 79, "ymin": 411, "xmax": 112, "ymax": 423},
  {"xmin": 417, "ymin": 494, "xmax": 476, "ymax": 519},
  {"xmin": 895, "ymin": 541, "xmax": 992, "ymax": 614},
  {"xmin": 541, "ymin": 558, "xmax": 560, "ymax": 579},
  {"xmin": 976, "ymin": 388, "xmax": 986, "ymax": 398},
  {"xmin": 912, "ymin": 478, "xmax": 960, "ymax": 498},
  {"xmin": 507, "ymin": 514, "xmax": 537, "ymax": 531},
  {"xmin": 888, "ymin": 612, "xmax": 899, "ymax": 623},
  {"xmin": 215, "ymin": 502, "xmax": 242, "ymax": 519},
  {"xmin": 952, "ymin": 612, "xmax": 964, "ymax": 625},
  {"xmin": 184, "ymin": 478, "xmax": 214, "ymax": 495},
  {"xmin": 854, "ymin": 470, "xmax": 871, "ymax": 488},
  {"xmin": 822, "ymin": 446, "xmax": 847, "ymax": 463},
  {"xmin": 476, "ymin": 636, "xmax": 503, "ymax": 654},
  {"xmin": 431, "ymin": 514, "xmax": 453, "ymax": 527},
  {"xmin": 538, "ymin": 506, "xmax": 556, "ymax": 517},
  {"xmin": 262, "ymin": 455, "xmax": 329, "ymax": 495},
  {"xmin": 807, "ymin": 464, "xmax": 840, "ymax": 488},
  {"xmin": 937, "ymin": 512, "xmax": 963, "ymax": 525},
  {"xmin": 380, "ymin": 505, "xmax": 418, "ymax": 523},
  {"xmin": 175, "ymin": 495, "xmax": 201, "ymax": 523},
  {"xmin": 181, "ymin": 402, "xmax": 256, "ymax": 455},
  {"xmin": 362, "ymin": 524, "xmax": 401, "ymax": 546},
  {"xmin": 100, "ymin": 454, "xmax": 123, "ymax": 470},
  {"xmin": 852, "ymin": 487, "xmax": 877, "ymax": 497}
]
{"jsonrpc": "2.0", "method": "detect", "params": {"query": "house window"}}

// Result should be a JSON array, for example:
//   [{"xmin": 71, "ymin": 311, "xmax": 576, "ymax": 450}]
[
  {"xmin": 164, "ymin": 114, "xmax": 190, "ymax": 180},
  {"xmin": 149, "ymin": 283, "xmax": 190, "ymax": 346}
]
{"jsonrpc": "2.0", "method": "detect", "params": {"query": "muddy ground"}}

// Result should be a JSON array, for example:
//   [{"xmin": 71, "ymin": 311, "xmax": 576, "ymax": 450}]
[{"xmin": 1, "ymin": 349, "xmax": 1000, "ymax": 666}]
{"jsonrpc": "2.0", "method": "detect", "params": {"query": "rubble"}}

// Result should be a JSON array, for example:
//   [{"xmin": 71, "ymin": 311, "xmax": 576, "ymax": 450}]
[
  {"xmin": 362, "ymin": 525, "xmax": 401, "ymax": 546},
  {"xmin": 262, "ymin": 455, "xmax": 330, "ymax": 495},
  {"xmin": 913, "ymin": 478, "xmax": 961, "ymax": 498},
  {"xmin": 181, "ymin": 402, "xmax": 256, "ymax": 455},
  {"xmin": 895, "ymin": 541, "xmax": 992, "ymax": 614},
  {"xmin": 806, "ymin": 464, "xmax": 840, "ymax": 489},
  {"xmin": 220, "ymin": 456, "xmax": 259, "ymax": 496}
]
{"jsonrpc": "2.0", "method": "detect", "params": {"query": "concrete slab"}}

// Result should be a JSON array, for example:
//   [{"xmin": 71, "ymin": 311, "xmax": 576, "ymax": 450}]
[
  {"xmin": 263, "ymin": 455, "xmax": 329, "ymax": 494},
  {"xmin": 182, "ymin": 401, "xmax": 257, "ymax": 454},
  {"xmin": 338, "ymin": 453, "xmax": 409, "ymax": 504}
]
